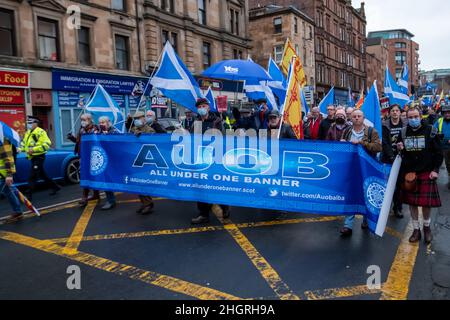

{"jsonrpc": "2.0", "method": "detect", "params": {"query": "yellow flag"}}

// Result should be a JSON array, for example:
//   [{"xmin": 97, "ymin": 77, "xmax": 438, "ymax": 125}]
[
  {"xmin": 280, "ymin": 39, "xmax": 307, "ymax": 88},
  {"xmin": 436, "ymin": 90, "xmax": 445, "ymax": 110},
  {"xmin": 355, "ymin": 89, "xmax": 364, "ymax": 109},
  {"xmin": 281, "ymin": 56, "xmax": 304, "ymax": 140}
]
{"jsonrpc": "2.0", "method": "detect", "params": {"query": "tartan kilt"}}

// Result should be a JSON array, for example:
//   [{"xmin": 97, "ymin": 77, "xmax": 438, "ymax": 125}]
[{"xmin": 401, "ymin": 172, "xmax": 441, "ymax": 208}]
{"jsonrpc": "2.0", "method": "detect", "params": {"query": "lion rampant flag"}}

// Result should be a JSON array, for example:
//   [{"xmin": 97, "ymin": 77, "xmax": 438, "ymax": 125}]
[
  {"xmin": 355, "ymin": 89, "xmax": 365, "ymax": 109},
  {"xmin": 280, "ymin": 56, "xmax": 304, "ymax": 140},
  {"xmin": 436, "ymin": 90, "xmax": 445, "ymax": 111},
  {"xmin": 280, "ymin": 39, "xmax": 307, "ymax": 88}
]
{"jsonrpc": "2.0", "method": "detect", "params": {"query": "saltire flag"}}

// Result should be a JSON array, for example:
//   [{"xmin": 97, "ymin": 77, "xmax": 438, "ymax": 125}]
[
  {"xmin": 398, "ymin": 63, "xmax": 409, "ymax": 94},
  {"xmin": 347, "ymin": 87, "xmax": 355, "ymax": 107},
  {"xmin": 10, "ymin": 185, "xmax": 40, "ymax": 216},
  {"xmin": 362, "ymin": 80, "xmax": 382, "ymax": 140},
  {"xmin": 355, "ymin": 89, "xmax": 365, "ymax": 109},
  {"xmin": 279, "ymin": 56, "xmax": 303, "ymax": 139},
  {"xmin": 280, "ymin": 38, "xmax": 307, "ymax": 88},
  {"xmin": 205, "ymin": 87, "xmax": 218, "ymax": 113},
  {"xmin": 244, "ymin": 78, "xmax": 279, "ymax": 111},
  {"xmin": 150, "ymin": 41, "xmax": 204, "ymax": 113},
  {"xmin": 0, "ymin": 121, "xmax": 21, "ymax": 147},
  {"xmin": 384, "ymin": 65, "xmax": 410, "ymax": 108},
  {"xmin": 84, "ymin": 84, "xmax": 125, "ymax": 132},
  {"xmin": 300, "ymin": 87, "xmax": 309, "ymax": 114},
  {"xmin": 267, "ymin": 56, "xmax": 287, "ymax": 105},
  {"xmin": 318, "ymin": 87, "xmax": 335, "ymax": 114}
]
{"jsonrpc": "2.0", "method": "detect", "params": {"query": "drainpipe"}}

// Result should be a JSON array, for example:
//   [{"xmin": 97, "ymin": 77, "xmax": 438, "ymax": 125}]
[{"xmin": 135, "ymin": 0, "xmax": 143, "ymax": 73}]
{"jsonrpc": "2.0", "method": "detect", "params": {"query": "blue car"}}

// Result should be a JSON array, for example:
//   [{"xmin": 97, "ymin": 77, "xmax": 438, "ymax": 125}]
[{"xmin": 14, "ymin": 150, "xmax": 80, "ymax": 187}]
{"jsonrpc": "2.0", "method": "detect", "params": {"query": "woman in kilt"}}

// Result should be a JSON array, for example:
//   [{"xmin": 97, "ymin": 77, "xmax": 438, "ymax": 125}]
[{"xmin": 397, "ymin": 107, "xmax": 444, "ymax": 244}]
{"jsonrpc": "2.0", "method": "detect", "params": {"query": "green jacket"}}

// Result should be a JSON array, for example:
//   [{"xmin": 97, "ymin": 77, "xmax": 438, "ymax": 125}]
[{"xmin": 18, "ymin": 127, "xmax": 52, "ymax": 159}]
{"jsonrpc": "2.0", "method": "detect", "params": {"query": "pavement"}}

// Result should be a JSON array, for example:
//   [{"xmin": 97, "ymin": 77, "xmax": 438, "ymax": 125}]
[{"xmin": 0, "ymin": 175, "xmax": 448, "ymax": 300}]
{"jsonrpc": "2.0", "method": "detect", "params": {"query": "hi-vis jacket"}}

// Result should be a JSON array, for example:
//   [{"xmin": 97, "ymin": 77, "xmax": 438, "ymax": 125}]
[
  {"xmin": 0, "ymin": 139, "xmax": 15, "ymax": 179},
  {"xmin": 18, "ymin": 127, "xmax": 52, "ymax": 159}
]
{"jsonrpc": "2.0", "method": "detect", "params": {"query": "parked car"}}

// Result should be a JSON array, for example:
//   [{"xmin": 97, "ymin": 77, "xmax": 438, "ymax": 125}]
[
  {"xmin": 157, "ymin": 118, "xmax": 182, "ymax": 133},
  {"xmin": 14, "ymin": 150, "xmax": 80, "ymax": 187}
]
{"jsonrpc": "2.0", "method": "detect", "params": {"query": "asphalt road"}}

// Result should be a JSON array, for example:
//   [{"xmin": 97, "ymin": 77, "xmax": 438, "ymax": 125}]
[{"xmin": 0, "ymin": 174, "xmax": 448, "ymax": 300}]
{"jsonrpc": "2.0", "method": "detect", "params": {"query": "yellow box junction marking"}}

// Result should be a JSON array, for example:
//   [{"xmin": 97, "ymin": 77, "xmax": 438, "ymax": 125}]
[
  {"xmin": 0, "ymin": 231, "xmax": 242, "ymax": 300},
  {"xmin": 62, "ymin": 200, "xmax": 97, "ymax": 255},
  {"xmin": 380, "ymin": 219, "xmax": 419, "ymax": 300}
]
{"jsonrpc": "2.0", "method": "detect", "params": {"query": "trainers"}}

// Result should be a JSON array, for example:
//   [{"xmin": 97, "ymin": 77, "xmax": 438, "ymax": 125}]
[
  {"xmin": 49, "ymin": 185, "xmax": 61, "ymax": 196},
  {"xmin": 409, "ymin": 229, "xmax": 421, "ymax": 243},
  {"xmin": 423, "ymin": 226, "xmax": 433, "ymax": 244},
  {"xmin": 340, "ymin": 227, "xmax": 353, "ymax": 237},
  {"xmin": 191, "ymin": 215, "xmax": 209, "ymax": 225},
  {"xmin": 10, "ymin": 212, "xmax": 24, "ymax": 220},
  {"xmin": 140, "ymin": 203, "xmax": 154, "ymax": 215},
  {"xmin": 101, "ymin": 202, "xmax": 116, "ymax": 211}
]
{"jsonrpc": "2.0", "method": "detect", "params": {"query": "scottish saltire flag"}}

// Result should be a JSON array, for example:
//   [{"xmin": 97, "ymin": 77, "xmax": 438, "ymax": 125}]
[
  {"xmin": 205, "ymin": 87, "xmax": 218, "ymax": 113},
  {"xmin": 362, "ymin": 81, "xmax": 382, "ymax": 140},
  {"xmin": 384, "ymin": 66, "xmax": 410, "ymax": 108},
  {"xmin": 318, "ymin": 87, "xmax": 335, "ymax": 114},
  {"xmin": 398, "ymin": 63, "xmax": 409, "ymax": 94},
  {"xmin": 244, "ymin": 79, "xmax": 279, "ymax": 111},
  {"xmin": 300, "ymin": 88, "xmax": 309, "ymax": 114},
  {"xmin": 267, "ymin": 57, "xmax": 287, "ymax": 105},
  {"xmin": 0, "ymin": 121, "xmax": 21, "ymax": 147},
  {"xmin": 150, "ymin": 41, "xmax": 203, "ymax": 113},
  {"xmin": 347, "ymin": 87, "xmax": 355, "ymax": 107},
  {"xmin": 84, "ymin": 84, "xmax": 125, "ymax": 132}
]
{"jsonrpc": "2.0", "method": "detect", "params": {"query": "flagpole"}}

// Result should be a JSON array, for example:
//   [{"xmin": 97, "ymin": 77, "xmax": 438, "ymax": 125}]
[
  {"xmin": 69, "ymin": 86, "xmax": 98, "ymax": 136},
  {"xmin": 128, "ymin": 47, "xmax": 164, "ymax": 132}
]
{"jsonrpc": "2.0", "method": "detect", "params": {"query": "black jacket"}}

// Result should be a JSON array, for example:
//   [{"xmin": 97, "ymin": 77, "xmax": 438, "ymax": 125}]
[
  {"xmin": 397, "ymin": 124, "xmax": 444, "ymax": 173},
  {"xmin": 189, "ymin": 112, "xmax": 224, "ymax": 134},
  {"xmin": 318, "ymin": 117, "xmax": 335, "ymax": 140},
  {"xmin": 381, "ymin": 119, "xmax": 407, "ymax": 164}
]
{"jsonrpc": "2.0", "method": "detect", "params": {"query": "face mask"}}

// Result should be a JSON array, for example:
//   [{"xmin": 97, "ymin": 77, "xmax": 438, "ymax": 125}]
[
  {"xmin": 409, "ymin": 118, "xmax": 421, "ymax": 128},
  {"xmin": 100, "ymin": 125, "xmax": 107, "ymax": 132},
  {"xmin": 197, "ymin": 108, "xmax": 208, "ymax": 117},
  {"xmin": 146, "ymin": 116, "xmax": 154, "ymax": 125},
  {"xmin": 336, "ymin": 118, "xmax": 346, "ymax": 125},
  {"xmin": 80, "ymin": 121, "xmax": 88, "ymax": 128},
  {"xmin": 27, "ymin": 124, "xmax": 33, "ymax": 130},
  {"xmin": 134, "ymin": 119, "xmax": 143, "ymax": 127}
]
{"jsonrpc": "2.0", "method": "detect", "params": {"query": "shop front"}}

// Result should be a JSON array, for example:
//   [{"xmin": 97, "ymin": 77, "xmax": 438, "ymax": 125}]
[
  {"xmin": 0, "ymin": 69, "xmax": 30, "ymax": 137},
  {"xmin": 51, "ymin": 69, "xmax": 147, "ymax": 150}
]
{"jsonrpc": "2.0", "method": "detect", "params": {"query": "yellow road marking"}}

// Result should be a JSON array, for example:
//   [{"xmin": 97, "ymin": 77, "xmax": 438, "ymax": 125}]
[
  {"xmin": 49, "ymin": 216, "xmax": 346, "ymax": 244},
  {"xmin": 0, "ymin": 231, "xmax": 242, "ymax": 300},
  {"xmin": 380, "ymin": 219, "xmax": 419, "ymax": 300},
  {"xmin": 211, "ymin": 210, "xmax": 300, "ymax": 300},
  {"xmin": 62, "ymin": 201, "xmax": 97, "ymax": 255},
  {"xmin": 304, "ymin": 284, "xmax": 382, "ymax": 300},
  {"xmin": 385, "ymin": 226, "xmax": 403, "ymax": 239}
]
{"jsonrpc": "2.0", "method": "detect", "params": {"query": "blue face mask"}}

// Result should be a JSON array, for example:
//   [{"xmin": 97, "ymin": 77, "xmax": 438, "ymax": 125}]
[
  {"xmin": 197, "ymin": 108, "xmax": 208, "ymax": 117},
  {"xmin": 27, "ymin": 124, "xmax": 33, "ymax": 130},
  {"xmin": 146, "ymin": 116, "xmax": 154, "ymax": 125},
  {"xmin": 409, "ymin": 118, "xmax": 421, "ymax": 128},
  {"xmin": 134, "ymin": 119, "xmax": 143, "ymax": 127}
]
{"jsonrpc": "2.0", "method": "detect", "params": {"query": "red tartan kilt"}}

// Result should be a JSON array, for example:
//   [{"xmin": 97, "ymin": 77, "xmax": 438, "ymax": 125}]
[{"xmin": 401, "ymin": 172, "xmax": 441, "ymax": 207}]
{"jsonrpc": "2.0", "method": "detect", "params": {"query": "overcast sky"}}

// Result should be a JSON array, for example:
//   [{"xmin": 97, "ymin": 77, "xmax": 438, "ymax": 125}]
[{"xmin": 362, "ymin": 0, "xmax": 449, "ymax": 71}]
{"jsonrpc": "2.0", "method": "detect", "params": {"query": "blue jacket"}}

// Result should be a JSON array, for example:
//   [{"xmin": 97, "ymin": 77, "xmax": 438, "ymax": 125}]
[{"xmin": 434, "ymin": 118, "xmax": 450, "ymax": 149}]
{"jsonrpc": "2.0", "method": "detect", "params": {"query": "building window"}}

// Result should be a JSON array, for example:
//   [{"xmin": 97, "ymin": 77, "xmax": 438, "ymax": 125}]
[
  {"xmin": 38, "ymin": 17, "xmax": 59, "ymax": 61},
  {"xmin": 233, "ymin": 49, "xmax": 242, "ymax": 59},
  {"xmin": 202, "ymin": 42, "xmax": 211, "ymax": 69},
  {"xmin": 230, "ymin": 9, "xmax": 239, "ymax": 35},
  {"xmin": 395, "ymin": 51, "xmax": 406, "ymax": 66},
  {"xmin": 294, "ymin": 17, "xmax": 298, "ymax": 34},
  {"xmin": 0, "ymin": 8, "xmax": 15, "ymax": 56},
  {"xmin": 78, "ymin": 27, "xmax": 91, "ymax": 65},
  {"xmin": 308, "ymin": 26, "xmax": 313, "ymax": 40},
  {"xmin": 161, "ymin": 0, "xmax": 175, "ymax": 13},
  {"xmin": 274, "ymin": 17, "xmax": 282, "ymax": 34},
  {"xmin": 198, "ymin": 0, "xmax": 206, "ymax": 25},
  {"xmin": 112, "ymin": 0, "xmax": 126, "ymax": 11},
  {"xmin": 395, "ymin": 42, "xmax": 407, "ymax": 48},
  {"xmin": 162, "ymin": 30, "xmax": 178, "ymax": 53},
  {"xmin": 115, "ymin": 35, "xmax": 129, "ymax": 70},
  {"xmin": 274, "ymin": 45, "xmax": 283, "ymax": 64}
]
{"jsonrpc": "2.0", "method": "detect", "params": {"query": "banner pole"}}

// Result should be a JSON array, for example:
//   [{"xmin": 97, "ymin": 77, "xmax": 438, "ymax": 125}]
[{"xmin": 375, "ymin": 155, "xmax": 402, "ymax": 237}]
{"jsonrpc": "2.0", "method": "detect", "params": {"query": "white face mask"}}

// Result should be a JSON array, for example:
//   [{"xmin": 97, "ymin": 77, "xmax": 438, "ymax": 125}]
[{"xmin": 27, "ymin": 124, "xmax": 33, "ymax": 130}]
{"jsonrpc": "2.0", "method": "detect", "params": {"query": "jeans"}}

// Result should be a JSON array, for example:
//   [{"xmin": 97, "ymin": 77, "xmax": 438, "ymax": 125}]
[
  {"xmin": 344, "ymin": 215, "xmax": 368, "ymax": 229},
  {"xmin": 105, "ymin": 191, "xmax": 116, "ymax": 205},
  {"xmin": 0, "ymin": 180, "xmax": 22, "ymax": 214}
]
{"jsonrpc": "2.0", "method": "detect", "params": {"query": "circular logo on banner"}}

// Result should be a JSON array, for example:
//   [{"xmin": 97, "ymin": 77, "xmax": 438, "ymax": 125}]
[
  {"xmin": 364, "ymin": 177, "xmax": 386, "ymax": 215},
  {"xmin": 90, "ymin": 146, "xmax": 108, "ymax": 176}
]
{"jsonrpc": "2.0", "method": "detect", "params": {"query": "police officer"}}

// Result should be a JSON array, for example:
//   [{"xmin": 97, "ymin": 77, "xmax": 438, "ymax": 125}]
[
  {"xmin": 18, "ymin": 116, "xmax": 60, "ymax": 199},
  {"xmin": 132, "ymin": 112, "xmax": 156, "ymax": 214},
  {"xmin": 0, "ymin": 138, "xmax": 23, "ymax": 219}
]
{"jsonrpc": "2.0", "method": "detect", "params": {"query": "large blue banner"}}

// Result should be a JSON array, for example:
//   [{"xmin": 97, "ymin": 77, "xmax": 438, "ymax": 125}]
[{"xmin": 80, "ymin": 134, "xmax": 392, "ymax": 234}]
